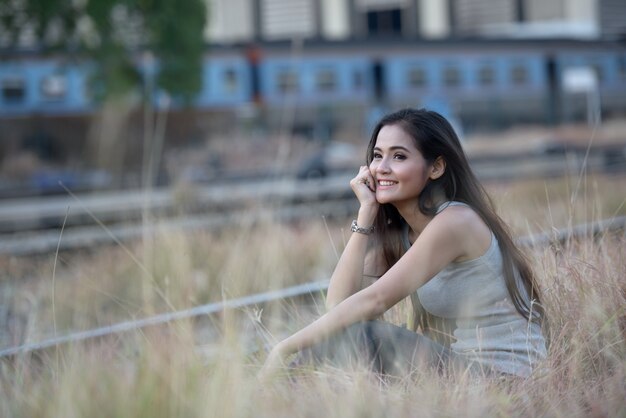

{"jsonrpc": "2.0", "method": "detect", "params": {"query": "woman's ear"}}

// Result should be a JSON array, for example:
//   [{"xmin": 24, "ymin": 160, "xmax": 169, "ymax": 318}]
[{"xmin": 429, "ymin": 156, "xmax": 446, "ymax": 180}]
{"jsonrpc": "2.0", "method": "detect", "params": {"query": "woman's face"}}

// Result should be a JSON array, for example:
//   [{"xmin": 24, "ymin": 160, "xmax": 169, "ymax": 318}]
[{"xmin": 369, "ymin": 124, "xmax": 433, "ymax": 206}]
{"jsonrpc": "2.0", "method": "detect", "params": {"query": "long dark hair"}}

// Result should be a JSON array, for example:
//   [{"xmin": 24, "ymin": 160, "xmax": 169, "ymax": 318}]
[{"xmin": 366, "ymin": 108, "xmax": 544, "ymax": 334}]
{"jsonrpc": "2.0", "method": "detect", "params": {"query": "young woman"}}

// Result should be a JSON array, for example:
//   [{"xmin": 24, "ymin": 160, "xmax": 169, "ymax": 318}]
[{"xmin": 260, "ymin": 108, "xmax": 547, "ymax": 379}]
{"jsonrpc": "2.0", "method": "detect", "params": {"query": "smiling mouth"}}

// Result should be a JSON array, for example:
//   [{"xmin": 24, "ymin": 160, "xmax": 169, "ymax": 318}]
[{"xmin": 378, "ymin": 180, "xmax": 397, "ymax": 187}]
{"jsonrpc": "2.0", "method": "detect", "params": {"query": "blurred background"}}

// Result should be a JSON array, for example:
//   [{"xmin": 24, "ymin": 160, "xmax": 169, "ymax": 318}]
[
  {"xmin": 0, "ymin": 0, "xmax": 624, "ymax": 266},
  {"xmin": 0, "ymin": 0, "xmax": 625, "ymax": 196}
]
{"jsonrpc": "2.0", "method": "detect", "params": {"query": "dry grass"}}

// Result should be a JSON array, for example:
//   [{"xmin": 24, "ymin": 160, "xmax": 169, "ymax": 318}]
[
  {"xmin": 0, "ymin": 172, "xmax": 625, "ymax": 417},
  {"xmin": 489, "ymin": 174, "xmax": 626, "ymax": 235}
]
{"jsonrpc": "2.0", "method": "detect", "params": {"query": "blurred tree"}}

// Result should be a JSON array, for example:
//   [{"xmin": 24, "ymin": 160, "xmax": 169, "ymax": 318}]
[{"xmin": 0, "ymin": 0, "xmax": 207, "ymax": 101}]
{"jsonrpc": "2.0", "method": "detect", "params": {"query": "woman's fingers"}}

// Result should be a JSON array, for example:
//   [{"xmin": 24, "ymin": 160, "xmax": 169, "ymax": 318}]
[
  {"xmin": 350, "ymin": 166, "xmax": 377, "ymax": 205},
  {"xmin": 360, "ymin": 166, "xmax": 375, "ymax": 191},
  {"xmin": 365, "ymin": 170, "xmax": 376, "ymax": 192},
  {"xmin": 351, "ymin": 166, "xmax": 373, "ymax": 186}
]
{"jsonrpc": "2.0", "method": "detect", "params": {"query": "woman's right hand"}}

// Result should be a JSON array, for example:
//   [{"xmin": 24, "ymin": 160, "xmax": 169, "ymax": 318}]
[{"xmin": 350, "ymin": 166, "xmax": 378, "ymax": 211}]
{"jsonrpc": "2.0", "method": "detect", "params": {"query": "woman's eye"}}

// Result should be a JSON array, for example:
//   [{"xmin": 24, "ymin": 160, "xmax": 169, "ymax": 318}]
[
  {"xmin": 394, "ymin": 154, "xmax": 406, "ymax": 160},
  {"xmin": 373, "ymin": 153, "xmax": 382, "ymax": 159}
]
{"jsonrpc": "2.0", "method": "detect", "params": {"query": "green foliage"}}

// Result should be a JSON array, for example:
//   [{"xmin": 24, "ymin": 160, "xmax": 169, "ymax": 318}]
[
  {"xmin": 147, "ymin": 0, "xmax": 206, "ymax": 100},
  {"xmin": 1, "ymin": 0, "xmax": 207, "ymax": 101}
]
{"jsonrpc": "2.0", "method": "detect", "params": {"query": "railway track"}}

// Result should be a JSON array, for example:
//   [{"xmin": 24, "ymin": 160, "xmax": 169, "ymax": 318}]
[
  {"xmin": 0, "ymin": 145, "xmax": 624, "ymax": 256},
  {"xmin": 1, "ymin": 215, "xmax": 624, "ymax": 359}
]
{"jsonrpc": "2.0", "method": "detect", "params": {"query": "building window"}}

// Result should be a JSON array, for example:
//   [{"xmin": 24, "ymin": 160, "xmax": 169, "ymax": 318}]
[
  {"xmin": 408, "ymin": 68, "xmax": 427, "ymax": 88},
  {"xmin": 510, "ymin": 65, "xmax": 528, "ymax": 85},
  {"xmin": 478, "ymin": 65, "xmax": 495, "ymax": 86},
  {"xmin": 366, "ymin": 8, "xmax": 402, "ymax": 37},
  {"xmin": 443, "ymin": 66, "xmax": 461, "ymax": 87},
  {"xmin": 2, "ymin": 77, "xmax": 26, "ymax": 102},
  {"xmin": 316, "ymin": 69, "xmax": 336, "ymax": 92},
  {"xmin": 40, "ymin": 74, "xmax": 67, "ymax": 100},
  {"xmin": 277, "ymin": 70, "xmax": 298, "ymax": 93},
  {"xmin": 223, "ymin": 68, "xmax": 238, "ymax": 93}
]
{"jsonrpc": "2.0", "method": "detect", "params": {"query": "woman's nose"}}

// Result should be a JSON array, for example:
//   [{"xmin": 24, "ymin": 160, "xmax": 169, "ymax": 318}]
[{"xmin": 376, "ymin": 158, "xmax": 391, "ymax": 174}]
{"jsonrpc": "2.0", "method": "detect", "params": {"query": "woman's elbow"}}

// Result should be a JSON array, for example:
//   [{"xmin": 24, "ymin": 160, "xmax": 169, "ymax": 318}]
[
  {"xmin": 361, "ymin": 289, "xmax": 388, "ymax": 320},
  {"xmin": 326, "ymin": 289, "xmax": 386, "ymax": 320}
]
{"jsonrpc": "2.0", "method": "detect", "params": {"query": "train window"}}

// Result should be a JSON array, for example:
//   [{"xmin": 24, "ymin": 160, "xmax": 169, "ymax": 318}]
[
  {"xmin": 408, "ymin": 68, "xmax": 427, "ymax": 88},
  {"xmin": 40, "ymin": 74, "xmax": 67, "ymax": 99},
  {"xmin": 510, "ymin": 65, "xmax": 528, "ymax": 85},
  {"xmin": 443, "ymin": 66, "xmax": 460, "ymax": 87},
  {"xmin": 1, "ymin": 77, "xmax": 26, "ymax": 102},
  {"xmin": 478, "ymin": 66, "xmax": 495, "ymax": 86},
  {"xmin": 316, "ymin": 70, "xmax": 336, "ymax": 92},
  {"xmin": 277, "ymin": 70, "xmax": 298, "ymax": 93},
  {"xmin": 223, "ymin": 68, "xmax": 238, "ymax": 93}
]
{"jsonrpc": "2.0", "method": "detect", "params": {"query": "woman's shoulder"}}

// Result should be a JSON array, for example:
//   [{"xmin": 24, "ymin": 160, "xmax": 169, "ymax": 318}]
[
  {"xmin": 432, "ymin": 202, "xmax": 492, "ymax": 261},
  {"xmin": 434, "ymin": 201, "xmax": 486, "ymax": 229}
]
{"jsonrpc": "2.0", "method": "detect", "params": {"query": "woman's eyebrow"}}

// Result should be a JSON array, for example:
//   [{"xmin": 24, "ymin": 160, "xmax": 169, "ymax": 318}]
[{"xmin": 373, "ymin": 145, "xmax": 411, "ymax": 152}]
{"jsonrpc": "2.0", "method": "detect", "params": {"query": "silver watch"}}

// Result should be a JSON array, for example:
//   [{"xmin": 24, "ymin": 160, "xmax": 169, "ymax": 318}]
[{"xmin": 351, "ymin": 219, "xmax": 375, "ymax": 235}]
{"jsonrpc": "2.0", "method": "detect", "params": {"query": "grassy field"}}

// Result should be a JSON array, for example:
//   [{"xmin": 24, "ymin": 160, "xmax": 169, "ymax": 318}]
[{"xmin": 0, "ymin": 171, "xmax": 625, "ymax": 417}]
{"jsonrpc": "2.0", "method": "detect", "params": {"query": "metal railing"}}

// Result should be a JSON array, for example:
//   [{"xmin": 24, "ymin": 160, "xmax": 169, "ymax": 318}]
[{"xmin": 1, "ymin": 144, "xmax": 625, "ymax": 256}]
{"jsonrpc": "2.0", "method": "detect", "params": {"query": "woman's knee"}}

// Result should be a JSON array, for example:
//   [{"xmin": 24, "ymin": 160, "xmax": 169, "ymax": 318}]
[{"xmin": 302, "ymin": 322, "xmax": 377, "ymax": 367}]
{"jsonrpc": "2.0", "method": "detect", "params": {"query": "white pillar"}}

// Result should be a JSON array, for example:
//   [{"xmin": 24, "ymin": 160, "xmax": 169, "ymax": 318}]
[
  {"xmin": 565, "ymin": 0, "xmax": 598, "ymax": 22},
  {"xmin": 419, "ymin": 0, "xmax": 450, "ymax": 38},
  {"xmin": 320, "ymin": 0, "xmax": 350, "ymax": 39}
]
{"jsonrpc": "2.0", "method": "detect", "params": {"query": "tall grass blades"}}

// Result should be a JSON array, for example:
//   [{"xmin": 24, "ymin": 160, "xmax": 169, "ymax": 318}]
[{"xmin": 0, "ymin": 173, "xmax": 625, "ymax": 417}]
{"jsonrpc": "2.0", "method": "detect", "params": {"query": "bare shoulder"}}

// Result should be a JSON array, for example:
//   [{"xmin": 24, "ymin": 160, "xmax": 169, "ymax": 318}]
[
  {"xmin": 435, "ymin": 204, "xmax": 487, "ymax": 228},
  {"xmin": 430, "ymin": 204, "xmax": 492, "ymax": 261}
]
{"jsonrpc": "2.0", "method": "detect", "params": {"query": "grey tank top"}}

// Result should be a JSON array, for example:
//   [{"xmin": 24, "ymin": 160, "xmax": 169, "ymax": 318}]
[{"xmin": 403, "ymin": 201, "xmax": 547, "ymax": 377}]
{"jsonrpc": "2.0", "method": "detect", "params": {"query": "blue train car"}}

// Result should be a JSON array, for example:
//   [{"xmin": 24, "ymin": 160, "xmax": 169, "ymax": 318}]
[
  {"xmin": 195, "ymin": 54, "xmax": 252, "ymax": 108},
  {"xmin": 1, "ymin": 39, "xmax": 625, "ymax": 130},
  {"xmin": 554, "ymin": 49, "xmax": 626, "ymax": 119},
  {"xmin": 0, "ymin": 57, "xmax": 92, "ymax": 116},
  {"xmin": 258, "ymin": 56, "xmax": 372, "ymax": 106},
  {"xmin": 382, "ymin": 50, "xmax": 549, "ymax": 127}
]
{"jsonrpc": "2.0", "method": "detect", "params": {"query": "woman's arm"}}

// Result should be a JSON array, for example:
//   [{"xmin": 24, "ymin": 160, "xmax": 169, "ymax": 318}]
[
  {"xmin": 325, "ymin": 205, "xmax": 380, "ymax": 309},
  {"xmin": 326, "ymin": 166, "xmax": 381, "ymax": 309},
  {"xmin": 260, "ymin": 209, "xmax": 473, "ymax": 376}
]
